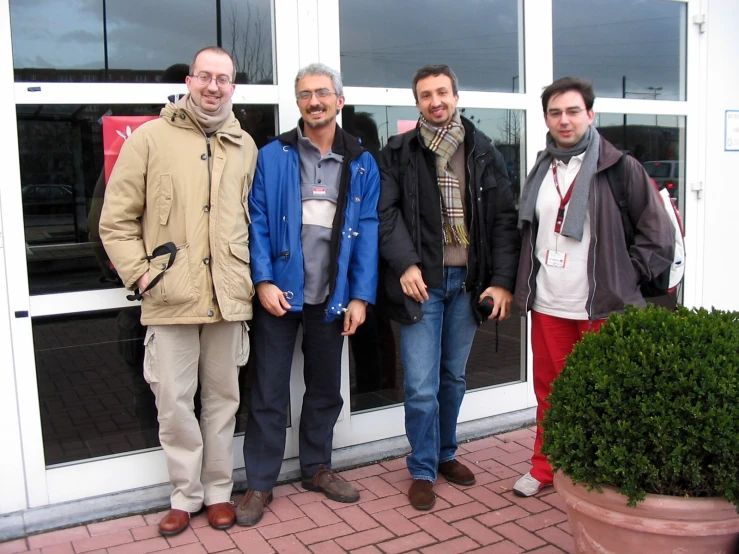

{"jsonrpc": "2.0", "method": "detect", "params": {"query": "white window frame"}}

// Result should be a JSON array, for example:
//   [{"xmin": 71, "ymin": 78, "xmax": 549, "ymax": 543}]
[{"xmin": 0, "ymin": 0, "xmax": 705, "ymax": 512}]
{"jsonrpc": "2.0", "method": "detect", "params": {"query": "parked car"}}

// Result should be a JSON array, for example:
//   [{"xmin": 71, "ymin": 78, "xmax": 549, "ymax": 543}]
[
  {"xmin": 643, "ymin": 160, "xmax": 681, "ymax": 200},
  {"xmin": 21, "ymin": 184, "xmax": 75, "ymax": 216}
]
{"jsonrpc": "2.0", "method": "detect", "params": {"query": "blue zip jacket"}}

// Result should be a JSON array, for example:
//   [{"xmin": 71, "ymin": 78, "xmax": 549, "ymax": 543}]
[{"xmin": 249, "ymin": 124, "xmax": 380, "ymax": 322}]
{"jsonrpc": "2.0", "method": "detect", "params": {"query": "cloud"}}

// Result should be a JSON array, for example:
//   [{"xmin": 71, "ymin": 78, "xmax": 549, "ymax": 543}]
[{"xmin": 58, "ymin": 29, "xmax": 102, "ymax": 45}]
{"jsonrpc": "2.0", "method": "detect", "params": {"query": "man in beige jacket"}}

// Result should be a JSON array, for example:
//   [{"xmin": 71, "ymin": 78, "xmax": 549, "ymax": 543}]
[{"xmin": 100, "ymin": 46, "xmax": 257, "ymax": 536}]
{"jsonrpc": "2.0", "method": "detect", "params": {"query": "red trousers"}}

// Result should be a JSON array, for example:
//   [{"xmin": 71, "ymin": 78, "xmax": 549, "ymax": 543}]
[{"xmin": 530, "ymin": 311, "xmax": 607, "ymax": 484}]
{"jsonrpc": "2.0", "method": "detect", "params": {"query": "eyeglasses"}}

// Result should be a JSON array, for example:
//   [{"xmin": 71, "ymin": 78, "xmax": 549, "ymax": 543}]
[
  {"xmin": 296, "ymin": 88, "xmax": 337, "ymax": 101},
  {"xmin": 191, "ymin": 73, "xmax": 232, "ymax": 88},
  {"xmin": 547, "ymin": 107, "xmax": 586, "ymax": 118}
]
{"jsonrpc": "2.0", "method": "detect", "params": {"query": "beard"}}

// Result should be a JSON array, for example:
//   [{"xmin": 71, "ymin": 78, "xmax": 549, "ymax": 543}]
[{"xmin": 304, "ymin": 105, "xmax": 336, "ymax": 129}]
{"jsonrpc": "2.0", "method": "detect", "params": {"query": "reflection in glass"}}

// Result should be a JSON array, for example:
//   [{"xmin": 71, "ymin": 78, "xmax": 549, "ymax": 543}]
[
  {"xmin": 34, "ymin": 309, "xmax": 257, "ymax": 466},
  {"xmin": 553, "ymin": 0, "xmax": 686, "ymax": 101},
  {"xmin": 339, "ymin": 0, "xmax": 521, "ymax": 92},
  {"xmin": 345, "ymin": 105, "xmax": 525, "ymax": 413},
  {"xmin": 10, "ymin": 0, "xmax": 275, "ymax": 84},
  {"xmin": 596, "ymin": 112, "xmax": 686, "ymax": 308},
  {"xmin": 17, "ymin": 103, "xmax": 276, "ymax": 295},
  {"xmin": 35, "ymin": 309, "xmax": 155, "ymax": 465},
  {"xmin": 344, "ymin": 105, "xmax": 524, "ymax": 198}
]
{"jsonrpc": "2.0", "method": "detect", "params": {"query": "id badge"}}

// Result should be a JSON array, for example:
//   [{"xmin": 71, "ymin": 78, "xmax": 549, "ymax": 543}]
[{"xmin": 545, "ymin": 250, "xmax": 567, "ymax": 268}]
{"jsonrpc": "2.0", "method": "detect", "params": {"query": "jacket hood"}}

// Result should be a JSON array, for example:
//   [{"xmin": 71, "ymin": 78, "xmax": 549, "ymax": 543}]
[
  {"xmin": 596, "ymin": 131, "xmax": 626, "ymax": 172},
  {"xmin": 159, "ymin": 101, "xmax": 243, "ymax": 142}
]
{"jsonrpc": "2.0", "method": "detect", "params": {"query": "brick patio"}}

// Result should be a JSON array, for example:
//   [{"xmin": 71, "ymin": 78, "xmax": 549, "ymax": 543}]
[{"xmin": 0, "ymin": 426, "xmax": 575, "ymax": 554}]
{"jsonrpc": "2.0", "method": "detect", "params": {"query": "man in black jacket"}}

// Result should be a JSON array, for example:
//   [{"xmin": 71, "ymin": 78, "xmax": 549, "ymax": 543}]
[{"xmin": 378, "ymin": 64, "xmax": 520, "ymax": 510}]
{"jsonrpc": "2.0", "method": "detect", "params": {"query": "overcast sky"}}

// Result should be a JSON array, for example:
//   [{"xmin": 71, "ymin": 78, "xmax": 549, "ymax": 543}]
[
  {"xmin": 10, "ymin": 0, "xmax": 272, "ymax": 74},
  {"xmin": 11, "ymin": 0, "xmax": 683, "ymax": 99},
  {"xmin": 339, "ymin": 0, "xmax": 683, "ymax": 99}
]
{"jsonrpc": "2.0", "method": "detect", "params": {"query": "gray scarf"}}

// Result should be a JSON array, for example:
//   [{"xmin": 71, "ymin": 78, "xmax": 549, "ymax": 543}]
[{"xmin": 518, "ymin": 126, "xmax": 600, "ymax": 241}]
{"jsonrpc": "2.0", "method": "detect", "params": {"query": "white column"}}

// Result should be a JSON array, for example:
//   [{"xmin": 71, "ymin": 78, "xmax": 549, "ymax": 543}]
[{"xmin": 0, "ymin": 0, "xmax": 46, "ymax": 511}]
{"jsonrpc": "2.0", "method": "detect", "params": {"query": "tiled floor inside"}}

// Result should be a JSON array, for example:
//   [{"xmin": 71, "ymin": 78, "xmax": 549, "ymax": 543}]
[{"xmin": 1, "ymin": 426, "xmax": 575, "ymax": 554}]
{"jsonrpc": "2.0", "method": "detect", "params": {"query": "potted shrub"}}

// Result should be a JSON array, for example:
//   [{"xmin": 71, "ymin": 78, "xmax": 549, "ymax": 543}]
[{"xmin": 542, "ymin": 304, "xmax": 739, "ymax": 553}]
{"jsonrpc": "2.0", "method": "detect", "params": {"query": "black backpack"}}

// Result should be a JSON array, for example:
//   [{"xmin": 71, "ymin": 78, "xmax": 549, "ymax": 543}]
[{"xmin": 605, "ymin": 153, "xmax": 685, "ymax": 297}]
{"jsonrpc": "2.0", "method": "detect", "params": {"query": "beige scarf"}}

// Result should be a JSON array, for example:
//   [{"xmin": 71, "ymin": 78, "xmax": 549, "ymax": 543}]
[{"xmin": 176, "ymin": 94, "xmax": 233, "ymax": 134}]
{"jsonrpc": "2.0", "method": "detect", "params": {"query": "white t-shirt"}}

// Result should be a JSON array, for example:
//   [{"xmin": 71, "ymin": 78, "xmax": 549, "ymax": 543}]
[{"xmin": 532, "ymin": 153, "xmax": 591, "ymax": 319}]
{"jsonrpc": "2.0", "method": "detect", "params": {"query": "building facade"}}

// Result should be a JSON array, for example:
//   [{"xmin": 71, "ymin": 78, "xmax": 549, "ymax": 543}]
[{"xmin": 1, "ymin": 0, "xmax": 738, "ymax": 538}]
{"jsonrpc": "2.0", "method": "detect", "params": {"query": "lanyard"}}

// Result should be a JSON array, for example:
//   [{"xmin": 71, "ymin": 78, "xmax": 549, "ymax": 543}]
[{"xmin": 551, "ymin": 160, "xmax": 579, "ymax": 234}]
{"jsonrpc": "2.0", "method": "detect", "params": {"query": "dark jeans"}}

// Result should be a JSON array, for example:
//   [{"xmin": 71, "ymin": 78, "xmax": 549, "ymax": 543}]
[{"xmin": 243, "ymin": 301, "xmax": 344, "ymax": 491}]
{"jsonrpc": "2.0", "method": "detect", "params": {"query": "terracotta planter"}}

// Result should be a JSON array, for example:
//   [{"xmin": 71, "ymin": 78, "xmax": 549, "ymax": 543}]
[{"xmin": 554, "ymin": 472, "xmax": 739, "ymax": 553}]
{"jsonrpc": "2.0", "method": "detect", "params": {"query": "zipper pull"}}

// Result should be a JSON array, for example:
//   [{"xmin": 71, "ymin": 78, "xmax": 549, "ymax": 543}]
[{"xmin": 206, "ymin": 137, "xmax": 212, "ymax": 157}]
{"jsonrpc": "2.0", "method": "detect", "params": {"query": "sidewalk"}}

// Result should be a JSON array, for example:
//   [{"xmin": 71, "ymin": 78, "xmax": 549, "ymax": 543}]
[{"xmin": 0, "ymin": 426, "xmax": 574, "ymax": 554}]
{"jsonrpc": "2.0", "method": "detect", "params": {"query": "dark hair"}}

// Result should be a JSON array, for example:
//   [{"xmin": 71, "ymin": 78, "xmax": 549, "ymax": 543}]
[
  {"xmin": 541, "ymin": 76, "xmax": 595, "ymax": 113},
  {"xmin": 411, "ymin": 64, "xmax": 459, "ymax": 102},
  {"xmin": 189, "ymin": 46, "xmax": 236, "ymax": 80}
]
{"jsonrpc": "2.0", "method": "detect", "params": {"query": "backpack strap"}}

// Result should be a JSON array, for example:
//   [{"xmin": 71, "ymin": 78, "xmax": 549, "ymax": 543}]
[{"xmin": 605, "ymin": 152, "xmax": 635, "ymax": 246}]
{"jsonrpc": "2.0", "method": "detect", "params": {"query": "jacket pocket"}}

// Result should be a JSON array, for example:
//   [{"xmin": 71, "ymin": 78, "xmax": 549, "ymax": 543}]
[
  {"xmin": 235, "ymin": 321, "xmax": 250, "ymax": 367},
  {"xmin": 227, "ymin": 241, "xmax": 255, "ymax": 302},
  {"xmin": 159, "ymin": 174, "xmax": 173, "ymax": 225},
  {"xmin": 146, "ymin": 243, "xmax": 194, "ymax": 306},
  {"xmin": 142, "ymin": 327, "xmax": 158, "ymax": 384}
]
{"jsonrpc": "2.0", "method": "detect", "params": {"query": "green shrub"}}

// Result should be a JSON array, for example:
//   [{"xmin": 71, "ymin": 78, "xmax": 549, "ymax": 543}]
[{"xmin": 542, "ymin": 304, "xmax": 739, "ymax": 509}]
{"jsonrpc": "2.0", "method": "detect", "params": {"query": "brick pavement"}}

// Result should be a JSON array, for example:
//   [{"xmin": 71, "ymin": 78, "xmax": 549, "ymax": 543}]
[{"xmin": 0, "ymin": 426, "xmax": 575, "ymax": 554}]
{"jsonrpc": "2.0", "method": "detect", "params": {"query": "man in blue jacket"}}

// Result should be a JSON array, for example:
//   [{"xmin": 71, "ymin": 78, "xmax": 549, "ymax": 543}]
[{"xmin": 236, "ymin": 63, "xmax": 380, "ymax": 527}]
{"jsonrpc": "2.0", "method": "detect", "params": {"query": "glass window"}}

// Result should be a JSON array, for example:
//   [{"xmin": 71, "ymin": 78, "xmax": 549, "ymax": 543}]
[
  {"xmin": 596, "ymin": 112, "xmax": 686, "ymax": 308},
  {"xmin": 339, "ymin": 0, "xmax": 521, "ymax": 92},
  {"xmin": 17, "ymin": 103, "xmax": 276, "ymax": 296},
  {"xmin": 345, "ymin": 105, "xmax": 525, "ymax": 413},
  {"xmin": 553, "ymin": 0, "xmax": 686, "ymax": 101},
  {"xmin": 10, "ymin": 0, "xmax": 275, "ymax": 84},
  {"xmin": 34, "ymin": 309, "xmax": 257, "ymax": 466}
]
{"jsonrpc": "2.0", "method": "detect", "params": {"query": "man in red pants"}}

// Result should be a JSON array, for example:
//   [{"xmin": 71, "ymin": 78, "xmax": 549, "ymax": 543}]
[{"xmin": 513, "ymin": 76, "xmax": 675, "ymax": 497}]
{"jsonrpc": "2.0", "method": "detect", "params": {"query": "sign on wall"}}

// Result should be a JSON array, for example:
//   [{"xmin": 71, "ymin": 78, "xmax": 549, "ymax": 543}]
[{"xmin": 725, "ymin": 110, "xmax": 739, "ymax": 151}]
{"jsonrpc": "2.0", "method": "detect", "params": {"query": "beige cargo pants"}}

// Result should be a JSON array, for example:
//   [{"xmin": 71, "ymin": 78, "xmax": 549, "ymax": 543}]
[{"xmin": 143, "ymin": 320, "xmax": 249, "ymax": 512}]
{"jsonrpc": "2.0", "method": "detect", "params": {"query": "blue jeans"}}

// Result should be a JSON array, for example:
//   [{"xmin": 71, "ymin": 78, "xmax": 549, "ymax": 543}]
[{"xmin": 400, "ymin": 266, "xmax": 478, "ymax": 481}]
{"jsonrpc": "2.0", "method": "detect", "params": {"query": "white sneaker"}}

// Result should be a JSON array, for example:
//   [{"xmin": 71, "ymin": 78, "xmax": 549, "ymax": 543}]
[{"xmin": 513, "ymin": 472, "xmax": 551, "ymax": 497}]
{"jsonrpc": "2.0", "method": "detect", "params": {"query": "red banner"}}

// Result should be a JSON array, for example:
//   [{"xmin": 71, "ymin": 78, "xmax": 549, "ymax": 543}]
[{"xmin": 102, "ymin": 116, "xmax": 157, "ymax": 183}]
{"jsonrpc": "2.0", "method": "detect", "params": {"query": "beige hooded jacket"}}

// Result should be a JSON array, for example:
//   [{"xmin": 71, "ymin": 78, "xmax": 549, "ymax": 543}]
[{"xmin": 99, "ymin": 102, "xmax": 257, "ymax": 325}]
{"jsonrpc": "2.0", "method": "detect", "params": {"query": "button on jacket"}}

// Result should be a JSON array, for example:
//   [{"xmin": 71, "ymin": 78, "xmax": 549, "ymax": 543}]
[{"xmin": 100, "ymin": 103, "xmax": 258, "ymax": 325}]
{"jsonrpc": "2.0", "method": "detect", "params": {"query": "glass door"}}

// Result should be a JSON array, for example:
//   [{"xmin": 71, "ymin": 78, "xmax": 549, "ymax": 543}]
[{"xmin": 3, "ymin": 0, "xmax": 296, "ymax": 507}]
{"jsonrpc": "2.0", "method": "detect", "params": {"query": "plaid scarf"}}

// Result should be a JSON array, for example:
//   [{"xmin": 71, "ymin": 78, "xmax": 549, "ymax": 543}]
[{"xmin": 418, "ymin": 111, "xmax": 468, "ymax": 246}]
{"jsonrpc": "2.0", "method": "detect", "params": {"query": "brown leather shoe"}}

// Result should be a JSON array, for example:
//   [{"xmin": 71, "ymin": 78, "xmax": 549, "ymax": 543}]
[
  {"xmin": 158, "ymin": 509, "xmax": 190, "ymax": 536},
  {"xmin": 301, "ymin": 466, "xmax": 359, "ymax": 503},
  {"xmin": 438, "ymin": 459, "xmax": 476, "ymax": 486},
  {"xmin": 408, "ymin": 479, "xmax": 436, "ymax": 510},
  {"xmin": 235, "ymin": 490, "xmax": 273, "ymax": 527},
  {"xmin": 207, "ymin": 502, "xmax": 235, "ymax": 530}
]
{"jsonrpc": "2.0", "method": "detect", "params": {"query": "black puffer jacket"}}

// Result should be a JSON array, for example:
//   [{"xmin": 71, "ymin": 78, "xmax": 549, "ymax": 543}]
[{"xmin": 378, "ymin": 116, "xmax": 520, "ymax": 325}]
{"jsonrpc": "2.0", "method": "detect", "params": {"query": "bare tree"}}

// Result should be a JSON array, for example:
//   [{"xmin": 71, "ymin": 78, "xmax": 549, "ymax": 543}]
[
  {"xmin": 225, "ymin": 3, "xmax": 272, "ymax": 84},
  {"xmin": 496, "ymin": 110, "xmax": 522, "ymax": 147}
]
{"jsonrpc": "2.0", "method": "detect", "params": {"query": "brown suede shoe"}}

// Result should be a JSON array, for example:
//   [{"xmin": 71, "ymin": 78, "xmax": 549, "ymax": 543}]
[
  {"xmin": 207, "ymin": 502, "xmax": 235, "ymax": 530},
  {"xmin": 301, "ymin": 466, "xmax": 359, "ymax": 503},
  {"xmin": 438, "ymin": 459, "xmax": 476, "ymax": 486},
  {"xmin": 408, "ymin": 479, "xmax": 436, "ymax": 510},
  {"xmin": 158, "ymin": 509, "xmax": 190, "ymax": 536},
  {"xmin": 235, "ymin": 490, "xmax": 273, "ymax": 527}
]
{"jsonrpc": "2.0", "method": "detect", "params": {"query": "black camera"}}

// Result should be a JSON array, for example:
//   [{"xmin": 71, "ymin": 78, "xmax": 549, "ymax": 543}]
[{"xmin": 478, "ymin": 296, "xmax": 496, "ymax": 319}]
